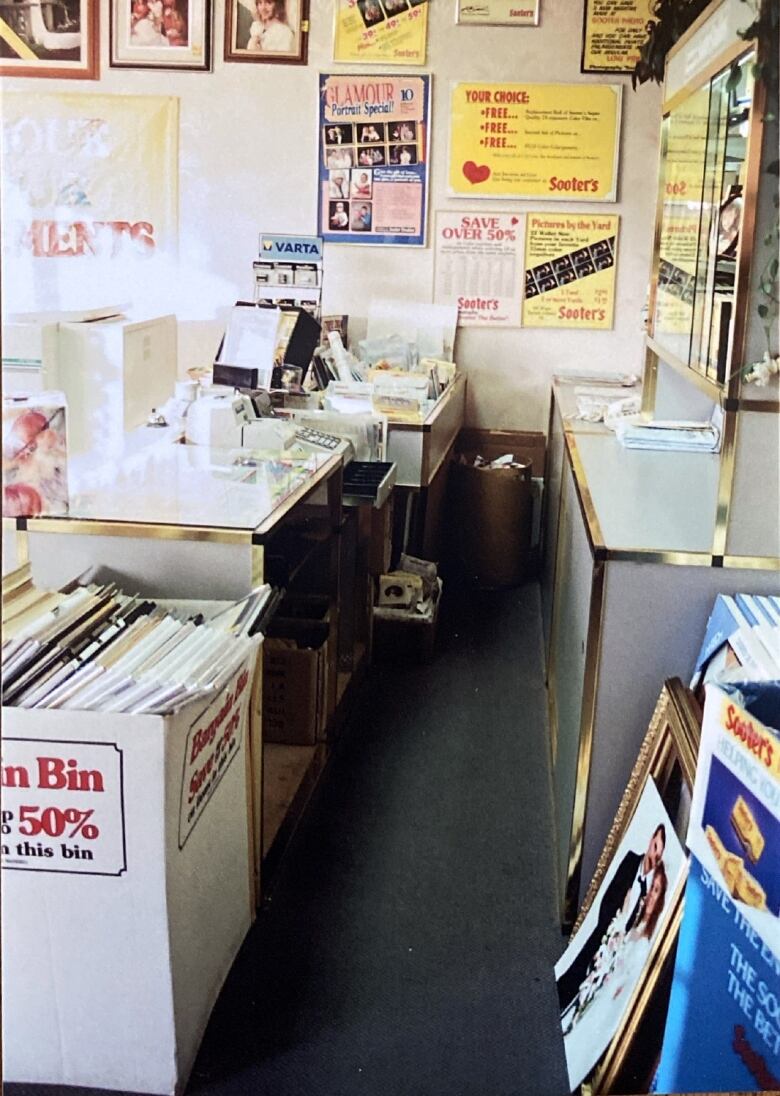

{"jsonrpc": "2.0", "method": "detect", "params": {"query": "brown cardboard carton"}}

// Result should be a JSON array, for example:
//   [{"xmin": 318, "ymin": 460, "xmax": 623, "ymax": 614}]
[
  {"xmin": 263, "ymin": 622, "xmax": 329, "ymax": 745},
  {"xmin": 449, "ymin": 429, "xmax": 545, "ymax": 588}
]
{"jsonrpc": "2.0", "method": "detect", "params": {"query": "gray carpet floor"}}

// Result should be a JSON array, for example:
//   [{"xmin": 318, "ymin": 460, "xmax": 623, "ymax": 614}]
[{"xmin": 7, "ymin": 583, "xmax": 570, "ymax": 1096}]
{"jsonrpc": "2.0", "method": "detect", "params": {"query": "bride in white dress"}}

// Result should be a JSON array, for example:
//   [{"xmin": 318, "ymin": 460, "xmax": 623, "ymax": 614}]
[{"xmin": 562, "ymin": 861, "xmax": 669, "ymax": 1086}]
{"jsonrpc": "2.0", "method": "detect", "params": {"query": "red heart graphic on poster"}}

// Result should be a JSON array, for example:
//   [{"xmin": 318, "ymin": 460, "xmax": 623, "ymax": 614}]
[
  {"xmin": 511, "ymin": 216, "xmax": 519, "ymax": 225},
  {"xmin": 463, "ymin": 161, "xmax": 491, "ymax": 185}
]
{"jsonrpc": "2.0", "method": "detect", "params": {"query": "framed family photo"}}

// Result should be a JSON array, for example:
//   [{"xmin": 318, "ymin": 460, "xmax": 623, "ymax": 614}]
[
  {"xmin": 224, "ymin": 0, "xmax": 308, "ymax": 64},
  {"xmin": 556, "ymin": 678, "xmax": 701, "ymax": 1095},
  {"xmin": 0, "ymin": 0, "xmax": 99, "ymax": 79},
  {"xmin": 110, "ymin": 0, "xmax": 212, "ymax": 71}
]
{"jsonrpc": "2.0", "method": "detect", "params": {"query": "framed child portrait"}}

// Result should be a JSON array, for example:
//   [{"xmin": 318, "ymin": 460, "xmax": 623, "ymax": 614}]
[
  {"xmin": 110, "ymin": 0, "xmax": 213, "ymax": 71},
  {"xmin": 0, "ymin": 0, "xmax": 99, "ymax": 79},
  {"xmin": 556, "ymin": 678, "xmax": 702, "ymax": 1095},
  {"xmin": 224, "ymin": 0, "xmax": 309, "ymax": 64}
]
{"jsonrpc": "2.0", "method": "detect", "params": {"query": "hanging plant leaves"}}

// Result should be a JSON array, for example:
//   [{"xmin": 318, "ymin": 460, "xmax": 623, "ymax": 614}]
[{"xmin": 726, "ymin": 60, "xmax": 742, "ymax": 93}]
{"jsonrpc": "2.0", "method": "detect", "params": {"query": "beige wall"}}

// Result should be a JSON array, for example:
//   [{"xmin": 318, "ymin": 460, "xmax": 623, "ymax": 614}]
[{"xmin": 2, "ymin": 0, "xmax": 662, "ymax": 432}]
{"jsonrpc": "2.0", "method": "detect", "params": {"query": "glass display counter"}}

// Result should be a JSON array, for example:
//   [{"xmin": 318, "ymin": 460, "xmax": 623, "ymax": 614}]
[{"xmin": 5, "ymin": 437, "xmax": 349, "ymax": 904}]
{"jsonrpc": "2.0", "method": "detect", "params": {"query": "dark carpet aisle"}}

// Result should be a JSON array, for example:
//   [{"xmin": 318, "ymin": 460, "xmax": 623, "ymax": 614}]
[{"xmin": 190, "ymin": 582, "xmax": 569, "ymax": 1096}]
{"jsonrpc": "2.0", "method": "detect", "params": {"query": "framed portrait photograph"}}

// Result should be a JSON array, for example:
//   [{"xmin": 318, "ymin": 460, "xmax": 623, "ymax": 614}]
[
  {"xmin": 0, "ymin": 0, "xmax": 99, "ymax": 78},
  {"xmin": 110, "ymin": 0, "xmax": 212, "ymax": 70},
  {"xmin": 224, "ymin": 0, "xmax": 308, "ymax": 64},
  {"xmin": 557, "ymin": 678, "xmax": 701, "ymax": 1095}
]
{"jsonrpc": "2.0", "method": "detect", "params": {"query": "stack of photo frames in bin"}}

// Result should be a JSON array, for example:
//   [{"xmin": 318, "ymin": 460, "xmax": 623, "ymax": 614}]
[
  {"xmin": 1, "ymin": 564, "xmax": 276, "ymax": 714},
  {"xmin": 651, "ymin": 596, "xmax": 780, "ymax": 1093},
  {"xmin": 524, "ymin": 234, "xmax": 615, "ymax": 301}
]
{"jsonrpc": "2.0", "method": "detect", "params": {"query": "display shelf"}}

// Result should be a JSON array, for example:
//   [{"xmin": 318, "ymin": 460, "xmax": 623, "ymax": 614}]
[
  {"xmin": 262, "ymin": 742, "xmax": 326, "ymax": 860},
  {"xmin": 570, "ymin": 433, "xmax": 720, "ymax": 557}
]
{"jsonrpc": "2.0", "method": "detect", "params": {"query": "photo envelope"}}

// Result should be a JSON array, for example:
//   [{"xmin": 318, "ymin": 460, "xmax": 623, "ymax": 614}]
[
  {"xmin": 687, "ymin": 683, "xmax": 780, "ymax": 949},
  {"xmin": 554, "ymin": 776, "xmax": 686, "ymax": 1091}
]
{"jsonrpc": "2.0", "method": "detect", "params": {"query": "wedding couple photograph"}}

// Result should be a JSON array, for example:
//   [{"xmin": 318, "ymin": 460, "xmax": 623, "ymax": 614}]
[{"xmin": 555, "ymin": 778, "xmax": 686, "ymax": 1089}]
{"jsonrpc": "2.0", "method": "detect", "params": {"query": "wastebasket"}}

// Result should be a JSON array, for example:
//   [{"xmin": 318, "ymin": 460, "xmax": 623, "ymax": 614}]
[{"xmin": 448, "ymin": 429, "xmax": 545, "ymax": 588}]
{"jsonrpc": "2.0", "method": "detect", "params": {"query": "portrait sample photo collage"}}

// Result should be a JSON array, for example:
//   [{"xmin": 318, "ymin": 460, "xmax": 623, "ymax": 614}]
[
  {"xmin": 357, "ymin": 0, "xmax": 427, "ymax": 31},
  {"xmin": 324, "ymin": 119, "xmax": 420, "ymax": 235},
  {"xmin": 524, "ymin": 234, "xmax": 615, "ymax": 299}
]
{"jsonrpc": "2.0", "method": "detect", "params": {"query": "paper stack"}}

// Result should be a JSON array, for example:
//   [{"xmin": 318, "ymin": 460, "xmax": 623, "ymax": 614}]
[
  {"xmin": 615, "ymin": 418, "xmax": 721, "ymax": 453},
  {"xmin": 2, "ymin": 565, "xmax": 272, "ymax": 715}
]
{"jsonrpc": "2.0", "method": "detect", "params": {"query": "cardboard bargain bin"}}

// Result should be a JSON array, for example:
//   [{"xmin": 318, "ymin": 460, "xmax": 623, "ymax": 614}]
[{"xmin": 1, "ymin": 652, "xmax": 257, "ymax": 1095}]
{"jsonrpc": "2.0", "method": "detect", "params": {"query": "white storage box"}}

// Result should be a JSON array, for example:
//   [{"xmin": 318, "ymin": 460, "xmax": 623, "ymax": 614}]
[{"xmin": 1, "ymin": 651, "xmax": 257, "ymax": 1095}]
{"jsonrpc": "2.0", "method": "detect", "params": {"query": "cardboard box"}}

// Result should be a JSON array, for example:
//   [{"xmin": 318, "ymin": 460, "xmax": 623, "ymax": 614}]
[
  {"xmin": 377, "ymin": 571, "xmax": 424, "ymax": 609},
  {"xmin": 373, "ymin": 578, "xmax": 442, "ymax": 664},
  {"xmin": 448, "ymin": 429, "xmax": 545, "ymax": 588},
  {"xmin": 263, "ymin": 621, "xmax": 329, "ymax": 745},
  {"xmin": 1, "ymin": 652, "xmax": 257, "ymax": 1094}
]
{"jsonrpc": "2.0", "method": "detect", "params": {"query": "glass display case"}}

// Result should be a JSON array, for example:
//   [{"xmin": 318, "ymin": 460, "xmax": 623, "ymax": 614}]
[{"xmin": 647, "ymin": 31, "xmax": 763, "ymax": 396}]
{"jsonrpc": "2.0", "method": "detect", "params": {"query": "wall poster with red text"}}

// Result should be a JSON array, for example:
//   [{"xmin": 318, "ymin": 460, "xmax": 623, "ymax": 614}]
[
  {"xmin": 433, "ymin": 210, "xmax": 523, "ymax": 326},
  {"xmin": 448, "ymin": 81, "xmax": 621, "ymax": 202},
  {"xmin": 1, "ymin": 738, "xmax": 126, "ymax": 876},
  {"xmin": 319, "ymin": 73, "xmax": 430, "ymax": 247},
  {"xmin": 1, "ymin": 94, "xmax": 178, "ymax": 311},
  {"xmin": 523, "ymin": 212, "xmax": 619, "ymax": 330}
]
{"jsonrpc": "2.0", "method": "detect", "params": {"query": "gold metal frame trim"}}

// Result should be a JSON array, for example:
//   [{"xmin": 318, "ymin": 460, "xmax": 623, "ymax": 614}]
[
  {"xmin": 664, "ymin": 39, "xmax": 753, "ymax": 115},
  {"xmin": 723, "ymin": 554, "xmax": 780, "ymax": 571},
  {"xmin": 565, "ymin": 434, "xmax": 605, "ymax": 557},
  {"xmin": 24, "ymin": 518, "xmax": 251, "ymax": 544},
  {"xmin": 641, "ymin": 343, "xmax": 659, "ymax": 418},
  {"xmin": 604, "ymin": 548, "xmax": 714, "ymax": 565},
  {"xmin": 562, "ymin": 558, "xmax": 606, "ymax": 928},
  {"xmin": 712, "ymin": 408, "xmax": 738, "ymax": 557},
  {"xmin": 545, "ymin": 394, "xmax": 565, "ymax": 670},
  {"xmin": 727, "ymin": 67, "xmax": 766, "ymax": 404}
]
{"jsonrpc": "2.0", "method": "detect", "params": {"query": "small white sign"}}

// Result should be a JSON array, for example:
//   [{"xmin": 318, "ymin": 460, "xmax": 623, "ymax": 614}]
[
  {"xmin": 433, "ymin": 210, "xmax": 524, "ymax": 327},
  {"xmin": 1, "ymin": 739, "xmax": 126, "ymax": 876}
]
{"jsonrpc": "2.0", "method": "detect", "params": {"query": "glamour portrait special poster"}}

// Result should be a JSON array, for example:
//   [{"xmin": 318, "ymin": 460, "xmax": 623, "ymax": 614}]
[{"xmin": 319, "ymin": 73, "xmax": 431, "ymax": 247}]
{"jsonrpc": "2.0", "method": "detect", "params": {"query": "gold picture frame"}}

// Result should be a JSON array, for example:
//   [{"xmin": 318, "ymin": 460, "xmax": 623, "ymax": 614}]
[{"xmin": 572, "ymin": 678, "xmax": 701, "ymax": 1095}]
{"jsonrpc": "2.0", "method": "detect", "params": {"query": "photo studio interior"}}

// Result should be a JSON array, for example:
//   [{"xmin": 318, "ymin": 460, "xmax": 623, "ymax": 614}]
[{"xmin": 1, "ymin": 0, "xmax": 779, "ymax": 1093}]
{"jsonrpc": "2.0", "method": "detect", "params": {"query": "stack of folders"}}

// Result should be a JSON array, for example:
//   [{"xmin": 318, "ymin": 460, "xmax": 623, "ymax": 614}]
[
  {"xmin": 615, "ymin": 418, "xmax": 721, "ymax": 453},
  {"xmin": 2, "ymin": 564, "xmax": 274, "ymax": 714}
]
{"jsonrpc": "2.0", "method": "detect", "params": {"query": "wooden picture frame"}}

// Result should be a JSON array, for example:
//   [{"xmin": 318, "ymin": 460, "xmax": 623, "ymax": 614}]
[
  {"xmin": 569, "ymin": 678, "xmax": 702, "ymax": 1095},
  {"xmin": 0, "ymin": 0, "xmax": 99, "ymax": 79},
  {"xmin": 110, "ymin": 0, "xmax": 212, "ymax": 71},
  {"xmin": 224, "ymin": 0, "xmax": 309, "ymax": 65}
]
